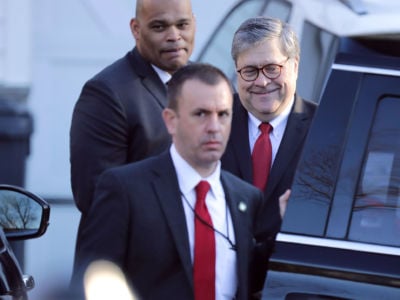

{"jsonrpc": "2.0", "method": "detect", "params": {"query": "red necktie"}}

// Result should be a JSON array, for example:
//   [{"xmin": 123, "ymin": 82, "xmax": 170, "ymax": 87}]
[
  {"xmin": 252, "ymin": 123, "xmax": 272, "ymax": 190},
  {"xmin": 193, "ymin": 180, "xmax": 215, "ymax": 300}
]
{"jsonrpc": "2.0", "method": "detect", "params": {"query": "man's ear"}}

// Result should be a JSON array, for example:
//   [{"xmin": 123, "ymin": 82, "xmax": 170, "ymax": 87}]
[
  {"xmin": 292, "ymin": 56, "xmax": 300, "ymax": 78},
  {"xmin": 192, "ymin": 13, "xmax": 197, "ymax": 31},
  {"xmin": 162, "ymin": 108, "xmax": 177, "ymax": 135},
  {"xmin": 130, "ymin": 18, "xmax": 139, "ymax": 41}
]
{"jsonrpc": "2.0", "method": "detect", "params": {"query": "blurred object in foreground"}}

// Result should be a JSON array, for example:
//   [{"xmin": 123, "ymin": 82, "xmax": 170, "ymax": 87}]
[{"xmin": 84, "ymin": 260, "xmax": 137, "ymax": 300}]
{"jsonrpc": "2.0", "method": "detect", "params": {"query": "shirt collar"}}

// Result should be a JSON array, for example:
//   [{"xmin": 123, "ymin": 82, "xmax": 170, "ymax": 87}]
[
  {"xmin": 248, "ymin": 95, "xmax": 295, "ymax": 138},
  {"xmin": 151, "ymin": 64, "xmax": 172, "ymax": 85},
  {"xmin": 170, "ymin": 144, "xmax": 223, "ymax": 198}
]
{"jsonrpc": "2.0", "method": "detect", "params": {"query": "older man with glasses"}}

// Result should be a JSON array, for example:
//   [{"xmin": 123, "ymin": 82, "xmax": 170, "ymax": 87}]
[{"xmin": 221, "ymin": 16, "xmax": 318, "ymax": 293}]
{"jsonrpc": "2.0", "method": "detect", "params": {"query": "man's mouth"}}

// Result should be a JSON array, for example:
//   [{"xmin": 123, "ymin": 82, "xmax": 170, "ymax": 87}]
[
  {"xmin": 162, "ymin": 47, "xmax": 185, "ymax": 54},
  {"xmin": 251, "ymin": 87, "xmax": 280, "ymax": 94},
  {"xmin": 204, "ymin": 140, "xmax": 221, "ymax": 149}
]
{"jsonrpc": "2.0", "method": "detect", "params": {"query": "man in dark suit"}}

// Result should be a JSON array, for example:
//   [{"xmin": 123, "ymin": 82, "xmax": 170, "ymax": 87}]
[
  {"xmin": 70, "ymin": 0, "xmax": 195, "ymax": 215},
  {"xmin": 70, "ymin": 0, "xmax": 195, "ymax": 283},
  {"xmin": 72, "ymin": 63, "xmax": 271, "ymax": 299},
  {"xmin": 222, "ymin": 17, "xmax": 317, "ymax": 243}
]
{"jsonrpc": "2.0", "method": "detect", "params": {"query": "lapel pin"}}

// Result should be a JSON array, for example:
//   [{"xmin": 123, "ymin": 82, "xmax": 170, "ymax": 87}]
[{"xmin": 238, "ymin": 202, "xmax": 247, "ymax": 212}]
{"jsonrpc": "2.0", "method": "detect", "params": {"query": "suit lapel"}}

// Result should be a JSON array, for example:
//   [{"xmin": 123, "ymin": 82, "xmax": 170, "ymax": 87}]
[
  {"xmin": 128, "ymin": 48, "xmax": 168, "ymax": 108},
  {"xmin": 230, "ymin": 95, "xmax": 253, "ymax": 182},
  {"xmin": 151, "ymin": 152, "xmax": 193, "ymax": 287},
  {"xmin": 221, "ymin": 173, "xmax": 250, "ymax": 297},
  {"xmin": 266, "ymin": 95, "xmax": 313, "ymax": 198},
  {"xmin": 142, "ymin": 76, "xmax": 168, "ymax": 108}
]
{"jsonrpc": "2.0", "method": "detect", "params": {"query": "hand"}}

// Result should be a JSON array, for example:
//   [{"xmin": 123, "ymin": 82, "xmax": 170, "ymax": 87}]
[{"xmin": 279, "ymin": 189, "xmax": 291, "ymax": 218}]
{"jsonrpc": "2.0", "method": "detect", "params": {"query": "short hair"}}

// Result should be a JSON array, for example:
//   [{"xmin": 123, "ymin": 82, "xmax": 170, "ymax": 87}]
[
  {"xmin": 231, "ymin": 16, "xmax": 300, "ymax": 64},
  {"xmin": 167, "ymin": 63, "xmax": 232, "ymax": 110}
]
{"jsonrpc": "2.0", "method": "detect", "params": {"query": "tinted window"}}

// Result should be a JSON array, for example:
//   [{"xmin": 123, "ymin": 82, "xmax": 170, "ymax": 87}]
[
  {"xmin": 281, "ymin": 70, "xmax": 361, "ymax": 236},
  {"xmin": 283, "ymin": 68, "xmax": 400, "ymax": 240},
  {"xmin": 349, "ymin": 96, "xmax": 400, "ymax": 247}
]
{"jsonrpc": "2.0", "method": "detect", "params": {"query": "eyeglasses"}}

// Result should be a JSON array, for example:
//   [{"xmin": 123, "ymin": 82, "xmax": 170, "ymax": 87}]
[{"xmin": 237, "ymin": 57, "xmax": 290, "ymax": 82}]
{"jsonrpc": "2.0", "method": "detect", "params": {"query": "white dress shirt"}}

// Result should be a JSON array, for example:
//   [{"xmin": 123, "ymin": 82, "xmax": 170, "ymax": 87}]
[
  {"xmin": 170, "ymin": 145, "xmax": 238, "ymax": 300},
  {"xmin": 248, "ymin": 96, "xmax": 295, "ymax": 165},
  {"xmin": 152, "ymin": 64, "xmax": 172, "ymax": 85}
]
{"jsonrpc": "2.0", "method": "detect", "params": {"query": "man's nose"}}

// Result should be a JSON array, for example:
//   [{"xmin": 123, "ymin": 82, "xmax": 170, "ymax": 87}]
[
  {"xmin": 166, "ymin": 26, "xmax": 181, "ymax": 41},
  {"xmin": 254, "ymin": 71, "xmax": 272, "ymax": 86},
  {"xmin": 206, "ymin": 114, "xmax": 221, "ymax": 132}
]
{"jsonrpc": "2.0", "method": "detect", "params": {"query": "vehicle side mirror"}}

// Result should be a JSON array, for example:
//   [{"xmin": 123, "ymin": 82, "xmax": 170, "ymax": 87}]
[{"xmin": 0, "ymin": 184, "xmax": 50, "ymax": 241}]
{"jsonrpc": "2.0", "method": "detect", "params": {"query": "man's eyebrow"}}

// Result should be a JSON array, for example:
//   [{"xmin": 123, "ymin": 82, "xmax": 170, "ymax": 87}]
[
  {"xmin": 195, "ymin": 107, "xmax": 210, "ymax": 112},
  {"xmin": 191, "ymin": 107, "xmax": 210, "ymax": 113},
  {"xmin": 176, "ymin": 17, "xmax": 192, "ymax": 22},
  {"xmin": 149, "ymin": 17, "xmax": 192, "ymax": 25},
  {"xmin": 148, "ymin": 19, "xmax": 168, "ymax": 25}
]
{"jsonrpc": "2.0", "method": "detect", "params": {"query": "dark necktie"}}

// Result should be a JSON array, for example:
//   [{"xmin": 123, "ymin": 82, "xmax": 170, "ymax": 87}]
[
  {"xmin": 193, "ymin": 180, "xmax": 215, "ymax": 300},
  {"xmin": 252, "ymin": 123, "xmax": 273, "ymax": 190}
]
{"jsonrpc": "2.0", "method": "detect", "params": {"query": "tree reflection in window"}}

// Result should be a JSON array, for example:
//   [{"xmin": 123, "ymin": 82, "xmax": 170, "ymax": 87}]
[{"xmin": 349, "ymin": 96, "xmax": 400, "ymax": 247}]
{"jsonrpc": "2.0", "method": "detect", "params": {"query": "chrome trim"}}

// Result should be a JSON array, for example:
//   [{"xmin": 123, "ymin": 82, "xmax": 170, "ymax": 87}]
[
  {"xmin": 332, "ymin": 63, "xmax": 400, "ymax": 77},
  {"xmin": 276, "ymin": 233, "xmax": 400, "ymax": 256},
  {"xmin": 23, "ymin": 274, "xmax": 35, "ymax": 290}
]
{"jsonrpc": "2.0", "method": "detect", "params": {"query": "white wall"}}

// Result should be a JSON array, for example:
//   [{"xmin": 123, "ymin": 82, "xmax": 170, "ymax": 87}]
[
  {"xmin": 0, "ymin": 0, "xmax": 32, "ymax": 86},
  {"xmin": 23, "ymin": 1, "xmax": 237, "ymax": 299}
]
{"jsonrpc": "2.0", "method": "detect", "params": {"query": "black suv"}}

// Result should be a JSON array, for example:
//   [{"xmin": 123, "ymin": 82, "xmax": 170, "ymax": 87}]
[{"xmin": 262, "ymin": 37, "xmax": 400, "ymax": 299}]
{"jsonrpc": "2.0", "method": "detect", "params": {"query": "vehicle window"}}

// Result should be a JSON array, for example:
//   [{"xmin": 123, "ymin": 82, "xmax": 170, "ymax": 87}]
[
  {"xmin": 297, "ymin": 22, "xmax": 339, "ymax": 103},
  {"xmin": 281, "ymin": 70, "xmax": 359, "ymax": 236},
  {"xmin": 197, "ymin": 0, "xmax": 292, "ymax": 87},
  {"xmin": 349, "ymin": 96, "xmax": 400, "ymax": 247}
]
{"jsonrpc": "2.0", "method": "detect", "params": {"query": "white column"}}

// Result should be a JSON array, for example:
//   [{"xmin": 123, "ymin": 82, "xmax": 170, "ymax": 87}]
[{"xmin": 0, "ymin": 0, "xmax": 32, "ymax": 88}]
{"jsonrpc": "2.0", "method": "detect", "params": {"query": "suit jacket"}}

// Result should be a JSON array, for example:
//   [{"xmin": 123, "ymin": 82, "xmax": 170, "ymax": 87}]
[
  {"xmin": 70, "ymin": 47, "xmax": 171, "ymax": 215},
  {"xmin": 222, "ymin": 93, "xmax": 317, "ymax": 239},
  {"xmin": 72, "ymin": 151, "xmax": 266, "ymax": 300}
]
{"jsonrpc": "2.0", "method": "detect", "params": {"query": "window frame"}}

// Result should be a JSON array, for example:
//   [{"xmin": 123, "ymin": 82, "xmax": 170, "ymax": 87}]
[{"xmin": 282, "ymin": 63, "xmax": 400, "ymax": 247}]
